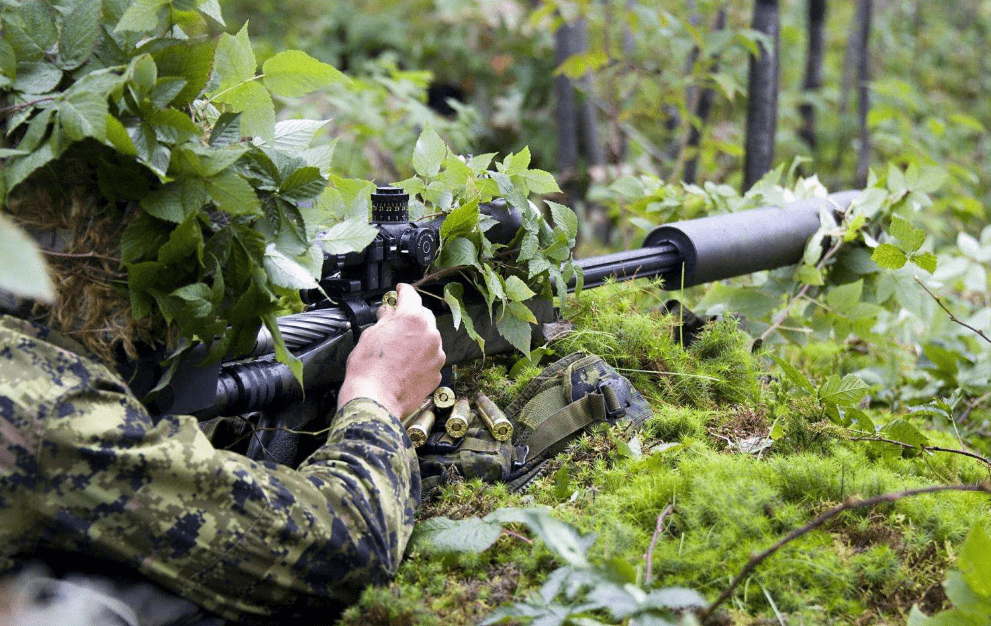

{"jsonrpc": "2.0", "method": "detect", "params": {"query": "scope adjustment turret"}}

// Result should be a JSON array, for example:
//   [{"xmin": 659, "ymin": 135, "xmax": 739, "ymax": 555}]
[{"xmin": 371, "ymin": 186, "xmax": 410, "ymax": 223}]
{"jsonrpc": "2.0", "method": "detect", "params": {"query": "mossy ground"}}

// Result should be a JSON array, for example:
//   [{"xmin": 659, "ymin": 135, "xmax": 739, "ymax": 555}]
[{"xmin": 336, "ymin": 284, "xmax": 991, "ymax": 626}]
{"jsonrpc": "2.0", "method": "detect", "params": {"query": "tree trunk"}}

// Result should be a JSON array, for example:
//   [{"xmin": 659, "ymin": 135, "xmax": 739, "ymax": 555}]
[
  {"xmin": 555, "ymin": 22, "xmax": 580, "ymax": 202},
  {"xmin": 743, "ymin": 0, "xmax": 780, "ymax": 191},
  {"xmin": 799, "ymin": 0, "xmax": 826, "ymax": 150},
  {"xmin": 855, "ymin": 0, "xmax": 872, "ymax": 187},
  {"xmin": 683, "ymin": 7, "xmax": 727, "ymax": 184},
  {"xmin": 576, "ymin": 18, "xmax": 605, "ymax": 173}
]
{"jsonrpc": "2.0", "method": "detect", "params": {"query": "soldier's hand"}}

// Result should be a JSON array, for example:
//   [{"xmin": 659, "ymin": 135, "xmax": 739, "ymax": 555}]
[{"xmin": 336, "ymin": 283, "xmax": 445, "ymax": 420}]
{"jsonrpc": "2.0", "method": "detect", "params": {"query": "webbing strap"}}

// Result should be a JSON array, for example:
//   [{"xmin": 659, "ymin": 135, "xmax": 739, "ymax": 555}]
[
  {"xmin": 525, "ymin": 393, "xmax": 607, "ymax": 459},
  {"xmin": 456, "ymin": 436, "xmax": 503, "ymax": 454}
]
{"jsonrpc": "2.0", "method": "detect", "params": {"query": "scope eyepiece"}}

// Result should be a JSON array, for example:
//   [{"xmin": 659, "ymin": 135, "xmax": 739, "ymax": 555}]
[{"xmin": 371, "ymin": 186, "xmax": 410, "ymax": 223}]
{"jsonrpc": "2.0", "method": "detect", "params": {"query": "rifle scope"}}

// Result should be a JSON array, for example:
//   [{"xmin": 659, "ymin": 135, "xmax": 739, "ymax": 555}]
[{"xmin": 570, "ymin": 190, "xmax": 860, "ymax": 291}]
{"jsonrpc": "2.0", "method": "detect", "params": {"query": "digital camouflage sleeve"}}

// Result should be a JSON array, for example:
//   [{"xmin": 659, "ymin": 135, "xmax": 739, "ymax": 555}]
[{"xmin": 0, "ymin": 313, "xmax": 420, "ymax": 622}]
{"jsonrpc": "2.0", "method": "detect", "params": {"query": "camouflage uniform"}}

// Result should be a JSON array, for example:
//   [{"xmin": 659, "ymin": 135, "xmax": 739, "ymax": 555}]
[{"xmin": 0, "ymin": 313, "xmax": 420, "ymax": 622}]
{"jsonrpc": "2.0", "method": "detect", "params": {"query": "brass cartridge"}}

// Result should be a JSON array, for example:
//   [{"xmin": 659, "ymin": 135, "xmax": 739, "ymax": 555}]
[
  {"xmin": 401, "ymin": 396, "xmax": 435, "ymax": 429},
  {"xmin": 382, "ymin": 290, "xmax": 399, "ymax": 307},
  {"xmin": 475, "ymin": 392, "xmax": 513, "ymax": 442},
  {"xmin": 433, "ymin": 386, "xmax": 456, "ymax": 409},
  {"xmin": 407, "ymin": 409, "xmax": 436, "ymax": 448},
  {"xmin": 445, "ymin": 397, "xmax": 473, "ymax": 438}
]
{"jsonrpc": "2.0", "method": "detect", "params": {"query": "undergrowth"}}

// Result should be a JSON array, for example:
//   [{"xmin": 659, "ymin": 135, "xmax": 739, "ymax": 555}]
[{"xmin": 336, "ymin": 284, "xmax": 991, "ymax": 626}]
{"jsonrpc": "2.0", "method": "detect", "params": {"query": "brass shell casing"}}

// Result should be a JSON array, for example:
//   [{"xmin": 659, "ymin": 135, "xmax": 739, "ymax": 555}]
[
  {"xmin": 475, "ymin": 392, "xmax": 513, "ymax": 442},
  {"xmin": 402, "ymin": 396, "xmax": 435, "ymax": 429},
  {"xmin": 433, "ymin": 386, "xmax": 456, "ymax": 409},
  {"xmin": 382, "ymin": 291, "xmax": 399, "ymax": 307},
  {"xmin": 408, "ymin": 409, "xmax": 436, "ymax": 448},
  {"xmin": 445, "ymin": 397, "xmax": 473, "ymax": 438}
]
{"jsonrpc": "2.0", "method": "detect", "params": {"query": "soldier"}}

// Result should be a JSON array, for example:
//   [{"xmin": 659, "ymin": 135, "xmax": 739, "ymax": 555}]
[{"xmin": 0, "ymin": 278, "xmax": 444, "ymax": 623}]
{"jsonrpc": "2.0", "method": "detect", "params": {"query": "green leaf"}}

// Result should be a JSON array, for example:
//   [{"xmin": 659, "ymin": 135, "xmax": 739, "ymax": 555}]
[
  {"xmin": 115, "ymin": 0, "xmax": 169, "ymax": 32},
  {"xmin": 318, "ymin": 218, "xmax": 379, "ymax": 255},
  {"xmin": 438, "ymin": 237, "xmax": 479, "ymax": 269},
  {"xmin": 890, "ymin": 216, "xmax": 926, "ymax": 253},
  {"xmin": 496, "ymin": 301, "xmax": 535, "ymax": 354},
  {"xmin": 911, "ymin": 252, "xmax": 938, "ymax": 274},
  {"xmin": 263, "ymin": 312, "xmax": 304, "ymax": 388},
  {"xmin": 263, "ymin": 243, "xmax": 319, "ymax": 289},
  {"xmin": 0, "ymin": 214, "xmax": 55, "ymax": 303},
  {"xmin": 521, "ymin": 169, "xmax": 561, "ymax": 195},
  {"xmin": 121, "ymin": 212, "xmax": 169, "ymax": 263},
  {"xmin": 881, "ymin": 419, "xmax": 929, "ymax": 447},
  {"xmin": 826, "ymin": 280, "xmax": 864, "ymax": 315},
  {"xmin": 170, "ymin": 282, "xmax": 213, "ymax": 318},
  {"xmin": 796, "ymin": 264, "xmax": 824, "ymax": 286},
  {"xmin": 547, "ymin": 201, "xmax": 577, "ymax": 241},
  {"xmin": 14, "ymin": 61, "xmax": 63, "ymax": 94},
  {"xmin": 57, "ymin": 0, "xmax": 102, "ymax": 71},
  {"xmin": 412, "ymin": 125, "xmax": 447, "ymax": 178},
  {"xmin": 214, "ymin": 80, "xmax": 275, "ymax": 140},
  {"xmin": 959, "ymin": 524, "xmax": 991, "ymax": 600},
  {"xmin": 261, "ymin": 50, "xmax": 347, "ymax": 97},
  {"xmin": 503, "ymin": 146, "xmax": 531, "ymax": 175},
  {"xmin": 555, "ymin": 50, "xmax": 609, "ymax": 79},
  {"xmin": 153, "ymin": 39, "xmax": 218, "ymax": 108},
  {"xmin": 209, "ymin": 113, "xmax": 241, "ymax": 147},
  {"xmin": 213, "ymin": 25, "xmax": 256, "ymax": 90},
  {"xmin": 266, "ymin": 119, "xmax": 329, "ymax": 152},
  {"xmin": 410, "ymin": 516, "xmax": 504, "ymax": 555},
  {"xmin": 277, "ymin": 166, "xmax": 326, "ymax": 203},
  {"xmin": 486, "ymin": 507, "xmax": 592, "ymax": 568},
  {"xmin": 206, "ymin": 170, "xmax": 261, "ymax": 216},
  {"xmin": 818, "ymin": 374, "xmax": 869, "ymax": 407},
  {"xmin": 106, "ymin": 114, "xmax": 137, "ymax": 156},
  {"xmin": 504, "ymin": 275, "xmax": 536, "ymax": 302},
  {"xmin": 768, "ymin": 354, "xmax": 816, "ymax": 395},
  {"xmin": 871, "ymin": 243, "xmax": 907, "ymax": 270},
  {"xmin": 59, "ymin": 90, "xmax": 109, "ymax": 142},
  {"xmin": 441, "ymin": 199, "xmax": 479, "ymax": 240},
  {"xmin": 5, "ymin": 137, "xmax": 57, "ymax": 194},
  {"xmin": 141, "ymin": 183, "xmax": 186, "ymax": 223}
]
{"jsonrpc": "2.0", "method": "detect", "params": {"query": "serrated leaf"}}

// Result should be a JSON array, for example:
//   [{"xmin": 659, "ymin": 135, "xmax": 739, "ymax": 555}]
[
  {"xmin": 121, "ymin": 212, "xmax": 169, "ymax": 263},
  {"xmin": 438, "ymin": 237, "xmax": 479, "ymax": 269},
  {"xmin": 153, "ymin": 39, "xmax": 218, "ymax": 108},
  {"xmin": 0, "ymin": 214, "xmax": 55, "ymax": 302},
  {"xmin": 768, "ymin": 354, "xmax": 816, "ymax": 395},
  {"xmin": 496, "ymin": 301, "xmax": 535, "ymax": 354},
  {"xmin": 261, "ymin": 50, "xmax": 347, "ymax": 97},
  {"xmin": 959, "ymin": 524, "xmax": 991, "ymax": 599},
  {"xmin": 209, "ymin": 112, "xmax": 241, "ymax": 147},
  {"xmin": 214, "ymin": 80, "xmax": 275, "ymax": 140},
  {"xmin": 410, "ymin": 516, "xmax": 504, "ymax": 555},
  {"xmin": 5, "ymin": 137, "xmax": 57, "ymax": 193},
  {"xmin": 206, "ymin": 170, "xmax": 261, "ymax": 216},
  {"xmin": 890, "ymin": 216, "xmax": 926, "ymax": 252},
  {"xmin": 412, "ymin": 125, "xmax": 447, "ymax": 177},
  {"xmin": 213, "ymin": 25, "xmax": 255, "ymax": 90},
  {"xmin": 818, "ymin": 374, "xmax": 869, "ymax": 407},
  {"xmin": 14, "ymin": 61, "xmax": 62, "ymax": 94},
  {"xmin": 264, "ymin": 119, "xmax": 329, "ymax": 152},
  {"xmin": 521, "ymin": 169, "xmax": 561, "ymax": 195},
  {"xmin": 796, "ymin": 264, "xmax": 824, "ymax": 286},
  {"xmin": 871, "ymin": 243, "xmax": 907, "ymax": 270},
  {"xmin": 547, "ymin": 201, "xmax": 577, "ymax": 241},
  {"xmin": 105, "ymin": 114, "xmax": 137, "ymax": 156},
  {"xmin": 318, "ymin": 218, "xmax": 378, "ymax": 255},
  {"xmin": 911, "ymin": 252, "xmax": 937, "ymax": 274},
  {"xmin": 170, "ymin": 282, "xmax": 213, "ymax": 318},
  {"xmin": 58, "ymin": 90, "xmax": 108, "ymax": 142},
  {"xmin": 115, "ymin": 0, "xmax": 169, "ymax": 32},
  {"xmin": 826, "ymin": 279, "xmax": 863, "ymax": 314},
  {"xmin": 441, "ymin": 199, "xmax": 479, "ymax": 240},
  {"xmin": 263, "ymin": 312, "xmax": 304, "ymax": 388},
  {"xmin": 140, "ymin": 182, "xmax": 186, "ymax": 222},
  {"xmin": 57, "ymin": 0, "xmax": 102, "ymax": 71},
  {"xmin": 486, "ymin": 507, "xmax": 592, "ymax": 568},
  {"xmin": 504, "ymin": 275, "xmax": 536, "ymax": 302},
  {"xmin": 263, "ymin": 243, "xmax": 319, "ymax": 289},
  {"xmin": 278, "ymin": 166, "xmax": 326, "ymax": 202}
]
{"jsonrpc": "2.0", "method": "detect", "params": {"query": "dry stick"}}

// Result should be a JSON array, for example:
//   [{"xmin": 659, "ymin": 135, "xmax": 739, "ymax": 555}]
[
  {"xmin": 915, "ymin": 276, "xmax": 991, "ymax": 346},
  {"xmin": 698, "ymin": 482, "xmax": 991, "ymax": 623},
  {"xmin": 644, "ymin": 504, "xmax": 674, "ymax": 585}
]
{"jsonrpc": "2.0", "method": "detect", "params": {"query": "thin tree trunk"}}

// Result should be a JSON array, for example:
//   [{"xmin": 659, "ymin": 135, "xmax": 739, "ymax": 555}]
[
  {"xmin": 799, "ymin": 0, "xmax": 827, "ymax": 150},
  {"xmin": 555, "ymin": 22, "xmax": 579, "ymax": 202},
  {"xmin": 743, "ymin": 0, "xmax": 780, "ymax": 191},
  {"xmin": 855, "ymin": 0, "xmax": 872, "ymax": 187},
  {"xmin": 575, "ymin": 18, "xmax": 605, "ymax": 173},
  {"xmin": 683, "ymin": 7, "xmax": 727, "ymax": 184}
]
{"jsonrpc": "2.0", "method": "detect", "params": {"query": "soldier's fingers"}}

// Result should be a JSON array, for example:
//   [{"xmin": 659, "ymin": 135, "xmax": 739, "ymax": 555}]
[{"xmin": 395, "ymin": 283, "xmax": 423, "ymax": 311}]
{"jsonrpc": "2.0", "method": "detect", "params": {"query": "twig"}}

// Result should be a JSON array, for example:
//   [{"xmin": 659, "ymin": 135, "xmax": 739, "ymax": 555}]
[
  {"xmin": 699, "ymin": 482, "xmax": 991, "ymax": 623},
  {"xmin": 849, "ymin": 435, "xmax": 991, "ymax": 470},
  {"xmin": 915, "ymin": 276, "xmax": 991, "ymax": 346},
  {"xmin": 645, "ymin": 504, "xmax": 674, "ymax": 585},
  {"xmin": 502, "ymin": 528, "xmax": 533, "ymax": 545},
  {"xmin": 42, "ymin": 249, "xmax": 121, "ymax": 264}
]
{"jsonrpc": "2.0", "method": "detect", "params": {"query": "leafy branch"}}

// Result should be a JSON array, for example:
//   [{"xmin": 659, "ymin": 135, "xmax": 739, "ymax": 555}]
[{"xmin": 915, "ymin": 276, "xmax": 991, "ymax": 346}]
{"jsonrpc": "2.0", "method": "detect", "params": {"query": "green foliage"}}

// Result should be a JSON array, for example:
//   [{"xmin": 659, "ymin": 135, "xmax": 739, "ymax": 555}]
[
  {"xmin": 909, "ymin": 524, "xmax": 991, "ymax": 625},
  {"xmin": 0, "ymin": 214, "xmax": 54, "ymax": 302}
]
